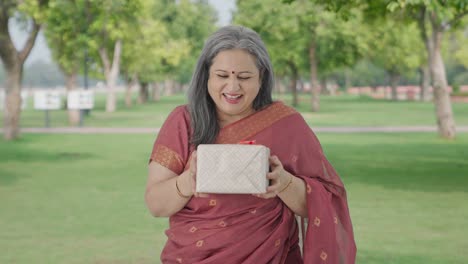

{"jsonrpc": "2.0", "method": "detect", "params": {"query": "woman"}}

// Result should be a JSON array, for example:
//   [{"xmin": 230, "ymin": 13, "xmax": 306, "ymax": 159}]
[{"xmin": 145, "ymin": 25, "xmax": 356, "ymax": 264}]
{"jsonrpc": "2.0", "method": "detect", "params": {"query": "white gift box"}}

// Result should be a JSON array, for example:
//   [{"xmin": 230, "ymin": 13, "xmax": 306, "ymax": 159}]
[{"xmin": 196, "ymin": 144, "xmax": 270, "ymax": 194}]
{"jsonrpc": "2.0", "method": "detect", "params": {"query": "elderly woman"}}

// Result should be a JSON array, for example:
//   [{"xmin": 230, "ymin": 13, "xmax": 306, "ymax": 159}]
[{"xmin": 145, "ymin": 25, "xmax": 356, "ymax": 263}]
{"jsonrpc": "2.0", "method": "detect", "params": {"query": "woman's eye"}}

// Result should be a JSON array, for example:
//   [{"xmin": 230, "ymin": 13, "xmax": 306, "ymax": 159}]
[
  {"xmin": 217, "ymin": 75, "xmax": 228, "ymax": 78},
  {"xmin": 238, "ymin": 77, "xmax": 251, "ymax": 80}
]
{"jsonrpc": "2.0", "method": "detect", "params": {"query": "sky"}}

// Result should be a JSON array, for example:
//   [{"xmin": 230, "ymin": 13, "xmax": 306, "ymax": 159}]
[{"xmin": 9, "ymin": 0, "xmax": 236, "ymax": 66}]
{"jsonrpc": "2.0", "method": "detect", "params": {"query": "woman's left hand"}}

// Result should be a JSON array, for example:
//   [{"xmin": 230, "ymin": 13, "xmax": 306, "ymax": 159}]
[{"xmin": 255, "ymin": 155, "xmax": 292, "ymax": 199}]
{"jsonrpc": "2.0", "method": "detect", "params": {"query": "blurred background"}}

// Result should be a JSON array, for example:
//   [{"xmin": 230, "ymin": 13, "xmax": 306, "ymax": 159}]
[{"xmin": 1, "ymin": 0, "xmax": 467, "ymax": 263}]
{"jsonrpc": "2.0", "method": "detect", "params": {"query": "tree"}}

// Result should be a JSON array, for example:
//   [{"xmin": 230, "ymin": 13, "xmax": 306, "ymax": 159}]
[
  {"xmin": 85, "ymin": 0, "xmax": 142, "ymax": 112},
  {"xmin": 121, "ymin": 12, "xmax": 189, "ymax": 104},
  {"xmin": 44, "ymin": 0, "xmax": 88, "ymax": 125},
  {"xmin": 236, "ymin": 0, "xmax": 366, "ymax": 110},
  {"xmin": 385, "ymin": 0, "xmax": 467, "ymax": 139},
  {"xmin": 0, "ymin": 0, "xmax": 49, "ymax": 140},
  {"xmin": 156, "ymin": 0, "xmax": 217, "ymax": 94},
  {"xmin": 347, "ymin": 60, "xmax": 387, "ymax": 88},
  {"xmin": 235, "ymin": 0, "xmax": 307, "ymax": 107},
  {"xmin": 440, "ymin": 27, "xmax": 468, "ymax": 93},
  {"xmin": 367, "ymin": 19, "xmax": 422, "ymax": 100},
  {"xmin": 305, "ymin": 0, "xmax": 467, "ymax": 139},
  {"xmin": 22, "ymin": 60, "xmax": 65, "ymax": 87},
  {"xmin": 453, "ymin": 29, "xmax": 468, "ymax": 69}
]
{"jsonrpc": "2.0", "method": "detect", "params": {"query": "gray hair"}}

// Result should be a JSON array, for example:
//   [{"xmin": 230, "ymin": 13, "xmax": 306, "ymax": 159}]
[{"xmin": 187, "ymin": 25, "xmax": 274, "ymax": 146}]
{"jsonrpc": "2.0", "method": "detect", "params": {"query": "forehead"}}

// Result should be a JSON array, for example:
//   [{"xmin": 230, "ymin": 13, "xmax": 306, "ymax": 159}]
[{"xmin": 210, "ymin": 49, "xmax": 259, "ymax": 72}]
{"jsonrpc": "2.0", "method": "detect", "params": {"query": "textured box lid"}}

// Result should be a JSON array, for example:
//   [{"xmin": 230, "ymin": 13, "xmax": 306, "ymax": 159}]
[{"xmin": 196, "ymin": 144, "xmax": 270, "ymax": 194}]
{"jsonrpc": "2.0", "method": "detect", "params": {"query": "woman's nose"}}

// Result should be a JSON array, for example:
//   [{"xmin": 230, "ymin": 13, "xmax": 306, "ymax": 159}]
[{"xmin": 225, "ymin": 76, "xmax": 240, "ymax": 91}]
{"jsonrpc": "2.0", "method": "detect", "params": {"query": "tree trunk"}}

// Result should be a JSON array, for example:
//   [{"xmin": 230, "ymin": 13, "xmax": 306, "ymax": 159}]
[
  {"xmin": 344, "ymin": 68, "xmax": 351, "ymax": 92},
  {"xmin": 174, "ymin": 82, "xmax": 182, "ymax": 93},
  {"xmin": 164, "ymin": 79, "xmax": 174, "ymax": 96},
  {"xmin": 152, "ymin": 82, "xmax": 161, "ymax": 102},
  {"xmin": 0, "ymin": 15, "xmax": 41, "ymax": 140},
  {"xmin": 419, "ymin": 65, "xmax": 431, "ymax": 101},
  {"xmin": 320, "ymin": 78, "xmax": 327, "ymax": 95},
  {"xmin": 309, "ymin": 41, "xmax": 320, "ymax": 112},
  {"xmin": 418, "ymin": 8, "xmax": 455, "ymax": 138},
  {"xmin": 105, "ymin": 74, "xmax": 117, "ymax": 112},
  {"xmin": 389, "ymin": 72, "xmax": 400, "ymax": 101},
  {"xmin": 289, "ymin": 77, "xmax": 298, "ymax": 107},
  {"xmin": 99, "ymin": 39, "xmax": 122, "ymax": 113},
  {"xmin": 430, "ymin": 28, "xmax": 456, "ymax": 139},
  {"xmin": 125, "ymin": 74, "xmax": 137, "ymax": 108},
  {"xmin": 288, "ymin": 63, "xmax": 298, "ymax": 107},
  {"xmin": 65, "ymin": 72, "xmax": 80, "ymax": 126},
  {"xmin": 125, "ymin": 82, "xmax": 133, "ymax": 108},
  {"xmin": 274, "ymin": 76, "xmax": 281, "ymax": 95},
  {"xmin": 417, "ymin": 11, "xmax": 432, "ymax": 103},
  {"xmin": 3, "ymin": 65, "xmax": 22, "ymax": 139},
  {"xmin": 138, "ymin": 82, "xmax": 149, "ymax": 104}
]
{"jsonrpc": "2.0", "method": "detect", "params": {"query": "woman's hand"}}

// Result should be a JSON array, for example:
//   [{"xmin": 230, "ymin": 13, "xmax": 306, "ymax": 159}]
[
  {"xmin": 256, "ymin": 155, "xmax": 292, "ymax": 199},
  {"xmin": 176, "ymin": 151, "xmax": 197, "ymax": 198},
  {"xmin": 181, "ymin": 151, "xmax": 208, "ymax": 198},
  {"xmin": 188, "ymin": 151, "xmax": 197, "ymax": 195}
]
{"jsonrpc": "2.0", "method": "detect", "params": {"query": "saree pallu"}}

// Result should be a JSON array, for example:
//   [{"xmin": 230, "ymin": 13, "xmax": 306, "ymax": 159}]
[{"xmin": 150, "ymin": 102, "xmax": 356, "ymax": 264}]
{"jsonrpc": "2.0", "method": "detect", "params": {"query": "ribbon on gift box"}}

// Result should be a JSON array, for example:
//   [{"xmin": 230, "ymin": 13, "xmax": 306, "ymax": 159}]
[{"xmin": 238, "ymin": 140, "xmax": 256, "ymax": 145}]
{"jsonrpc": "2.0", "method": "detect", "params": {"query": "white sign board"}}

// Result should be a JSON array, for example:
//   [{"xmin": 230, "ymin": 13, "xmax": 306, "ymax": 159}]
[
  {"xmin": 34, "ymin": 90, "xmax": 62, "ymax": 110},
  {"xmin": 0, "ymin": 90, "xmax": 28, "ymax": 110},
  {"xmin": 68, "ymin": 90, "xmax": 94, "ymax": 110},
  {"xmin": 21, "ymin": 91, "xmax": 28, "ymax": 109}
]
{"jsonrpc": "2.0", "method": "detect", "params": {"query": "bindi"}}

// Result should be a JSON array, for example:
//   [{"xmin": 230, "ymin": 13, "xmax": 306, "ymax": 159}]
[{"xmin": 231, "ymin": 71, "xmax": 235, "ymax": 74}]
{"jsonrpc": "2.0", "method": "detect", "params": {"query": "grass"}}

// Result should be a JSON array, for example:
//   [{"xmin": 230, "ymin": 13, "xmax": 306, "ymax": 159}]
[
  {"xmin": 5, "ymin": 92, "xmax": 468, "ymax": 128},
  {"xmin": 0, "ymin": 134, "xmax": 164, "ymax": 263},
  {"xmin": 323, "ymin": 133, "xmax": 468, "ymax": 263},
  {"xmin": 1, "ymin": 133, "xmax": 468, "ymax": 263}
]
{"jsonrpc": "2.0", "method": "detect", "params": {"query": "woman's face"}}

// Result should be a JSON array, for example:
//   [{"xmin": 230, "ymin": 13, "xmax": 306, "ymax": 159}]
[{"xmin": 207, "ymin": 49, "xmax": 261, "ymax": 126}]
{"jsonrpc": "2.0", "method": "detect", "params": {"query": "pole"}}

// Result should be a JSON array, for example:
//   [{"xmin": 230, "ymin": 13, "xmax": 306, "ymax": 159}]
[
  {"xmin": 45, "ymin": 110, "xmax": 50, "ymax": 128},
  {"xmin": 83, "ymin": 48, "xmax": 90, "ymax": 116}
]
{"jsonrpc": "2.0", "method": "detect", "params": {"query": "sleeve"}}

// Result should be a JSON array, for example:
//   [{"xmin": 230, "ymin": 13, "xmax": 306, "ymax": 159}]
[
  {"xmin": 275, "ymin": 113, "xmax": 357, "ymax": 264},
  {"xmin": 149, "ymin": 106, "xmax": 191, "ymax": 175}
]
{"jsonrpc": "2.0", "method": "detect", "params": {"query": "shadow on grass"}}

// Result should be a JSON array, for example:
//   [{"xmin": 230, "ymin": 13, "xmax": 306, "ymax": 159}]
[
  {"xmin": 325, "ymin": 139, "xmax": 468, "ymax": 193},
  {"xmin": 0, "ymin": 137, "xmax": 95, "ymax": 186},
  {"xmin": 294, "ymin": 95, "xmax": 432, "ymax": 114},
  {"xmin": 357, "ymin": 249, "xmax": 463, "ymax": 264},
  {"xmin": 0, "ymin": 147, "xmax": 94, "ymax": 163},
  {"xmin": 0, "ymin": 168, "xmax": 24, "ymax": 185}
]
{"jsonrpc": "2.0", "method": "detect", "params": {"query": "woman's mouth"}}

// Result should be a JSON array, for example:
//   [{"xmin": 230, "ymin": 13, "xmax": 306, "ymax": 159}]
[{"xmin": 223, "ymin": 93, "xmax": 243, "ymax": 104}]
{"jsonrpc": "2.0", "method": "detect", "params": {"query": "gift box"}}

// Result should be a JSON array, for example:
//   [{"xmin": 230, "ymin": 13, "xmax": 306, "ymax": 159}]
[{"xmin": 196, "ymin": 144, "xmax": 270, "ymax": 194}]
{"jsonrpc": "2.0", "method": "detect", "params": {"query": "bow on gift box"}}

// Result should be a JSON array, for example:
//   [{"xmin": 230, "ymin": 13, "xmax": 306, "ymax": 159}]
[{"xmin": 238, "ymin": 140, "xmax": 256, "ymax": 145}]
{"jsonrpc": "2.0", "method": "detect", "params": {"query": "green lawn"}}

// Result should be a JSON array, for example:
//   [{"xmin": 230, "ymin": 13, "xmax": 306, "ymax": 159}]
[
  {"xmin": 8, "ymin": 92, "xmax": 468, "ymax": 128},
  {"xmin": 1, "ymin": 133, "xmax": 467, "ymax": 263}
]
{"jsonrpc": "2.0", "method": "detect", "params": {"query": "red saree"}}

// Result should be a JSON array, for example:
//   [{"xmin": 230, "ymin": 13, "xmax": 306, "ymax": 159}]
[{"xmin": 150, "ymin": 102, "xmax": 356, "ymax": 264}]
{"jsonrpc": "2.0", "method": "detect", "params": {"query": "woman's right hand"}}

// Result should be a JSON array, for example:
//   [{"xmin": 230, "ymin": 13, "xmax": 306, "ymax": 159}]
[
  {"xmin": 188, "ymin": 151, "xmax": 197, "ymax": 195},
  {"xmin": 186, "ymin": 151, "xmax": 209, "ymax": 198},
  {"xmin": 176, "ymin": 151, "xmax": 196, "ymax": 197}
]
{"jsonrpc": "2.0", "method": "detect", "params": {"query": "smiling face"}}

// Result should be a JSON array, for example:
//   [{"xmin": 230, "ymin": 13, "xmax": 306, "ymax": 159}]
[{"xmin": 207, "ymin": 49, "xmax": 261, "ymax": 126}]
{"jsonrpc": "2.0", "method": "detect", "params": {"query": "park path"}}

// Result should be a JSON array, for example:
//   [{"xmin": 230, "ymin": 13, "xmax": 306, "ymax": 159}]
[{"xmin": 7, "ymin": 126, "xmax": 468, "ymax": 134}]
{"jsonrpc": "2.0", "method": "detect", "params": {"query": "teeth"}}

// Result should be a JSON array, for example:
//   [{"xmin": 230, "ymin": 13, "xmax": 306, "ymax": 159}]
[{"xmin": 224, "ymin": 94, "xmax": 241, "ymax": 99}]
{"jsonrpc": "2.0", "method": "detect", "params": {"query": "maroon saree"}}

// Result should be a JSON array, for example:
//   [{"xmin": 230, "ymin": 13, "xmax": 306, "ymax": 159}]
[{"xmin": 150, "ymin": 102, "xmax": 356, "ymax": 264}]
